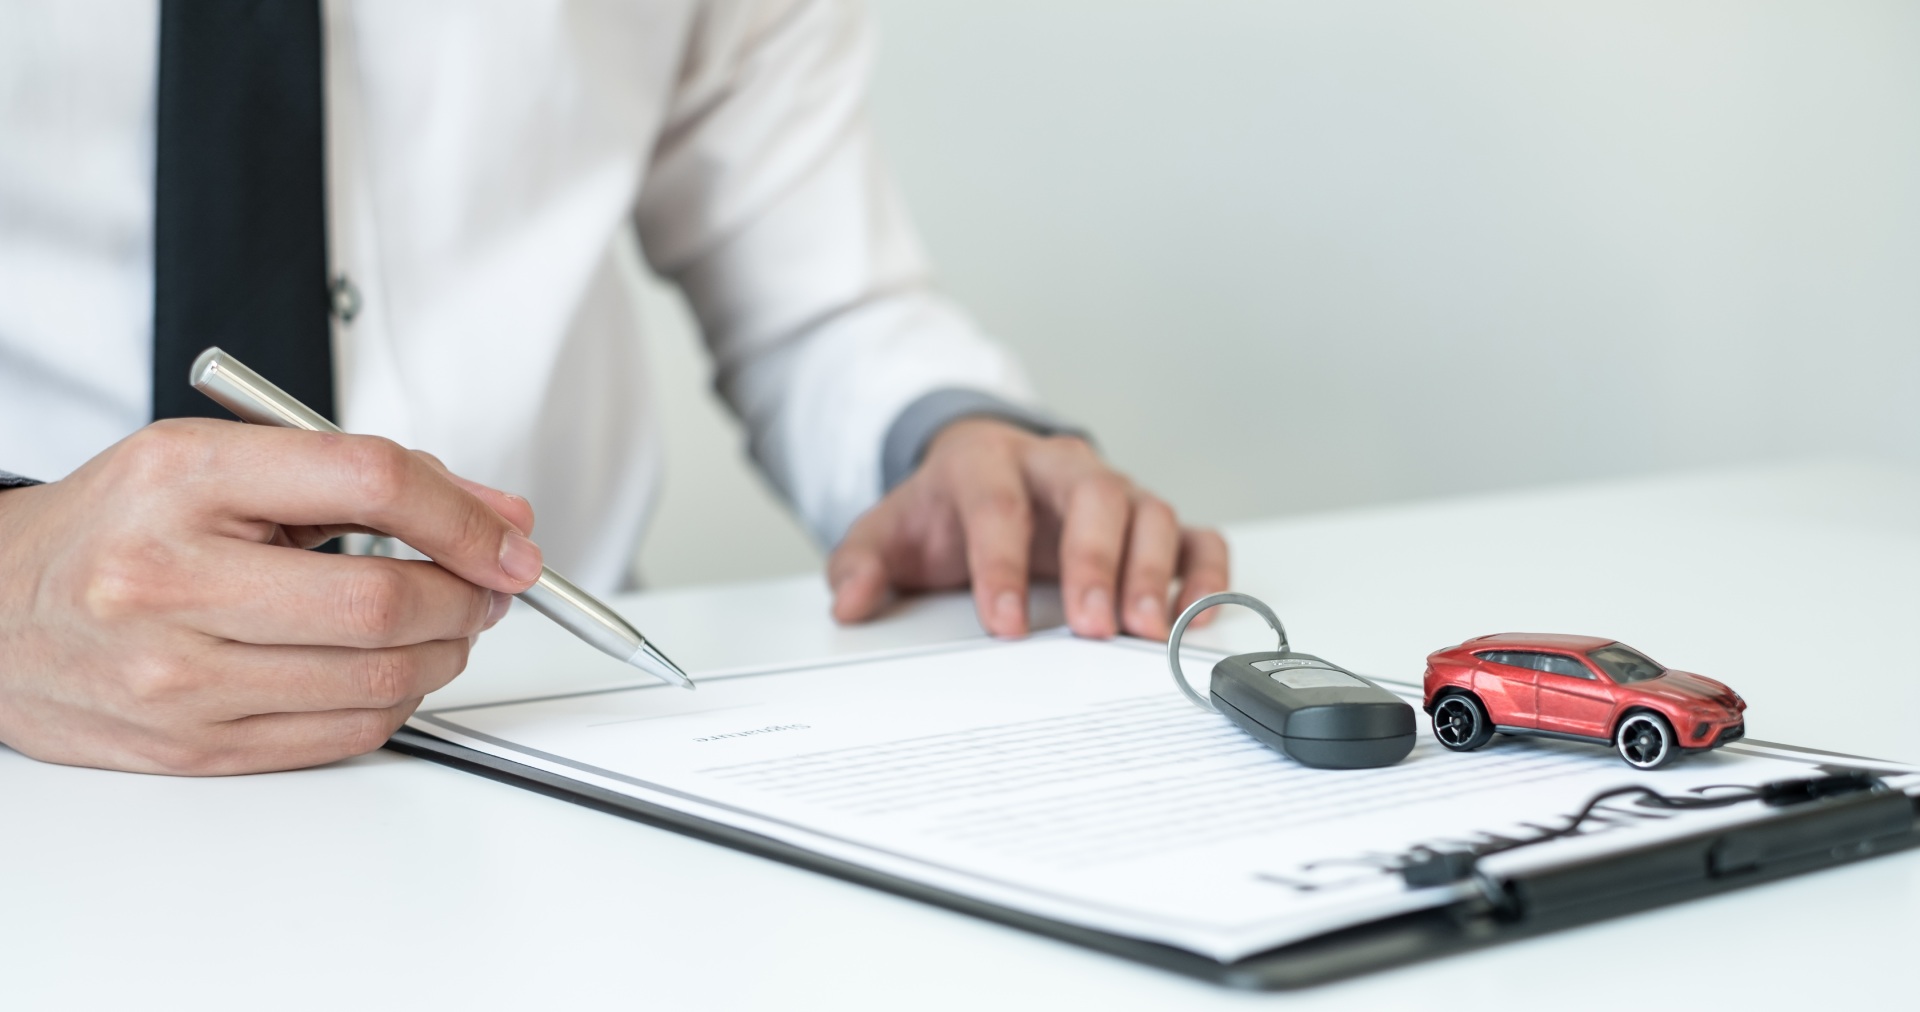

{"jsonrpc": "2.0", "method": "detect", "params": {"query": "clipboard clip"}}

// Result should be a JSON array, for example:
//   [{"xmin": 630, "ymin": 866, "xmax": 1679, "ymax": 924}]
[{"xmin": 1400, "ymin": 773, "xmax": 1911, "ymax": 905}]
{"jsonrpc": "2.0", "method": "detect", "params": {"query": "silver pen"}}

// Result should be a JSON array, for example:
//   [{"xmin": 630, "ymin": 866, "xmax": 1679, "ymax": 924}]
[{"xmin": 189, "ymin": 347, "xmax": 694, "ymax": 690}]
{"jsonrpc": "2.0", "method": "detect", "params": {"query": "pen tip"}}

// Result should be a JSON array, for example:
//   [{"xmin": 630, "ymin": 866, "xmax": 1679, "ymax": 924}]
[{"xmin": 629, "ymin": 640, "xmax": 697, "ymax": 691}]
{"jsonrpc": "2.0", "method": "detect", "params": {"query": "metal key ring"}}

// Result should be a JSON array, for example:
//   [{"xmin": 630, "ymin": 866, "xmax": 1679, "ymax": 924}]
[{"xmin": 1167, "ymin": 592, "xmax": 1290, "ymax": 712}]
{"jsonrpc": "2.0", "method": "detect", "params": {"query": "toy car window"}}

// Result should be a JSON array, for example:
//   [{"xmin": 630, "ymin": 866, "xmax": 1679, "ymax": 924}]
[
  {"xmin": 1588, "ymin": 645, "xmax": 1665, "ymax": 684},
  {"xmin": 1476, "ymin": 650, "xmax": 1565, "ymax": 674},
  {"xmin": 1533, "ymin": 654, "xmax": 1596, "ymax": 679}
]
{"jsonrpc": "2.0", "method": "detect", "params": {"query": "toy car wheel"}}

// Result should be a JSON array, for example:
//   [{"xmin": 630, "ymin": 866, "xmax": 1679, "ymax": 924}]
[
  {"xmin": 1431, "ymin": 694, "xmax": 1493, "ymax": 751},
  {"xmin": 1614, "ymin": 712, "xmax": 1676, "ymax": 769}
]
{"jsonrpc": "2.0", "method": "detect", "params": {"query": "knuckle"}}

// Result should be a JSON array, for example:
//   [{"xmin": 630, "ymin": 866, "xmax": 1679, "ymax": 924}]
[
  {"xmin": 118, "ymin": 420, "xmax": 213, "ymax": 484},
  {"xmin": 462, "ymin": 584, "xmax": 493, "ymax": 633},
  {"xmin": 424, "ymin": 639, "xmax": 474, "ymax": 691},
  {"xmin": 341, "ymin": 437, "xmax": 414, "ymax": 515},
  {"xmin": 355, "ymin": 649, "xmax": 419, "ymax": 708},
  {"xmin": 1135, "ymin": 495, "xmax": 1176, "ymax": 527},
  {"xmin": 1127, "ymin": 557, "xmax": 1175, "ymax": 589},
  {"xmin": 341, "ymin": 567, "xmax": 412, "ymax": 643},
  {"xmin": 1084, "ymin": 472, "xmax": 1133, "ymax": 505},
  {"xmin": 449, "ymin": 493, "xmax": 503, "ymax": 557},
  {"xmin": 1193, "ymin": 528, "xmax": 1231, "ymax": 563},
  {"xmin": 120, "ymin": 654, "xmax": 197, "ymax": 706},
  {"xmin": 124, "ymin": 418, "xmax": 197, "ymax": 458},
  {"xmin": 81, "ymin": 551, "xmax": 169, "ymax": 621},
  {"xmin": 973, "ymin": 487, "xmax": 1029, "ymax": 525},
  {"xmin": 341, "ymin": 710, "xmax": 403, "ymax": 757},
  {"xmin": 136, "ymin": 734, "xmax": 226, "ymax": 776},
  {"xmin": 1041, "ymin": 433, "xmax": 1093, "ymax": 458},
  {"xmin": 1067, "ymin": 546, "xmax": 1120, "ymax": 579},
  {"xmin": 973, "ymin": 545, "xmax": 1025, "ymax": 578},
  {"xmin": 441, "ymin": 637, "xmax": 474, "ymax": 674},
  {"xmin": 1063, "ymin": 526, "xmax": 1121, "ymax": 572}
]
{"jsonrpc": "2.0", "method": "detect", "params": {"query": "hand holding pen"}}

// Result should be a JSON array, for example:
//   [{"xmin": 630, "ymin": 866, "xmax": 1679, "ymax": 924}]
[
  {"xmin": 0, "ymin": 349, "xmax": 688, "ymax": 777},
  {"xmin": 190, "ymin": 349, "xmax": 690, "ymax": 690}
]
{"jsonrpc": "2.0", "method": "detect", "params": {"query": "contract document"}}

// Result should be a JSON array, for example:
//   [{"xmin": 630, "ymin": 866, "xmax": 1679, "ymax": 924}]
[{"xmin": 407, "ymin": 634, "xmax": 1919, "ymax": 962}]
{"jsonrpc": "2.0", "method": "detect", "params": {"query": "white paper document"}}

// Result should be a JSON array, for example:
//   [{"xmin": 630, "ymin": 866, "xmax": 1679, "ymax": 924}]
[{"xmin": 409, "ymin": 634, "xmax": 1919, "ymax": 962}]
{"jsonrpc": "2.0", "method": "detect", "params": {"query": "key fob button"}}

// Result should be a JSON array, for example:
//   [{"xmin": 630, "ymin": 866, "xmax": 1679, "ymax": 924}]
[
  {"xmin": 1251, "ymin": 658, "xmax": 1321, "ymax": 671},
  {"xmin": 1269, "ymin": 667, "xmax": 1366, "ymax": 690}
]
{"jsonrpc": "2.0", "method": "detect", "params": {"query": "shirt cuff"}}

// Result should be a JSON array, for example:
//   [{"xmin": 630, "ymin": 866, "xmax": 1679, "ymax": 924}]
[
  {"xmin": 0, "ymin": 470, "xmax": 42, "ymax": 490},
  {"xmin": 881, "ymin": 388, "xmax": 1090, "ymax": 491}
]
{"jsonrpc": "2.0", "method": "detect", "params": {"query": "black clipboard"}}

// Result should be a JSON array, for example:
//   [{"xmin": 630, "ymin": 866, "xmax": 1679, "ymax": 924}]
[{"xmin": 387, "ymin": 726, "xmax": 1919, "ymax": 990}]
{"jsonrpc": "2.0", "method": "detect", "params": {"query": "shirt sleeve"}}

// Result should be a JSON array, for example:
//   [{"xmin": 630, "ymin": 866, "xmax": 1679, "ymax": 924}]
[
  {"xmin": 0, "ymin": 470, "xmax": 42, "ymax": 490},
  {"xmin": 633, "ymin": 0, "xmax": 1047, "ymax": 547}
]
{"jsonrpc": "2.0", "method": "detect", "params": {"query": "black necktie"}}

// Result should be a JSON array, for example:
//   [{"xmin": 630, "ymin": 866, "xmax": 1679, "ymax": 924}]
[{"xmin": 151, "ymin": 0, "xmax": 334, "ymax": 423}]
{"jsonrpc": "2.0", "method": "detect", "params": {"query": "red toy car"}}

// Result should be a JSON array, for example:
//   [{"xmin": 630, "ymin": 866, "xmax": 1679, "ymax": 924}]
[{"xmin": 1422, "ymin": 634, "xmax": 1746, "ymax": 769}]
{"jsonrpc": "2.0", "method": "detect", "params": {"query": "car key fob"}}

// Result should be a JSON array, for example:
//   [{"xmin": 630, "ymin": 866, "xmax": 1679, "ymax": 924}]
[
  {"xmin": 1168, "ymin": 592, "xmax": 1416, "ymax": 769},
  {"xmin": 1209, "ymin": 651, "xmax": 1415, "ymax": 769}
]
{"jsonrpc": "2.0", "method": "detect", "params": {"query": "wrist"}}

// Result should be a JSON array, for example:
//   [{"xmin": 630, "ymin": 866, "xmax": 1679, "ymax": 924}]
[
  {"xmin": 926, "ymin": 415, "xmax": 1079, "ymax": 460},
  {"xmin": 882, "ymin": 388, "xmax": 1089, "ymax": 491}
]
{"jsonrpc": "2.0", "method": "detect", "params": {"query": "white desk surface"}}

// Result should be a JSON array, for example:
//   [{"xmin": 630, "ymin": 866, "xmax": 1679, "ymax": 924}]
[{"xmin": 6, "ymin": 460, "xmax": 1917, "ymax": 1010}]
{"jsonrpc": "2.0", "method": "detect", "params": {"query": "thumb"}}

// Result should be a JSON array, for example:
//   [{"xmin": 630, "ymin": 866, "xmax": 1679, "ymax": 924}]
[{"xmin": 828, "ymin": 511, "xmax": 894, "ymax": 624}]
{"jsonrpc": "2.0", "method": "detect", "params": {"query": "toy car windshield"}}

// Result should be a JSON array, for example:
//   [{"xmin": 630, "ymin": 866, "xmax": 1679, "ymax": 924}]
[{"xmin": 1588, "ymin": 645, "xmax": 1664, "ymax": 684}]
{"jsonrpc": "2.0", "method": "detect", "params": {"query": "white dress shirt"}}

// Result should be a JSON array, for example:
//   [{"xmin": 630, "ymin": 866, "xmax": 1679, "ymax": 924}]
[{"xmin": 0, "ymin": 0, "xmax": 1040, "ymax": 592}]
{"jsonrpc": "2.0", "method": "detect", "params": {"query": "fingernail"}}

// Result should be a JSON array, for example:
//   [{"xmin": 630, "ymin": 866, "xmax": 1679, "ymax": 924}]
[
  {"xmin": 1080, "ymin": 587, "xmax": 1112, "ymax": 635},
  {"xmin": 499, "ymin": 531, "xmax": 543, "ymax": 583},
  {"xmin": 1134, "ymin": 594, "xmax": 1161, "ymax": 618},
  {"xmin": 484, "ymin": 591, "xmax": 512, "ymax": 630},
  {"xmin": 995, "ymin": 591, "xmax": 1024, "ymax": 632}
]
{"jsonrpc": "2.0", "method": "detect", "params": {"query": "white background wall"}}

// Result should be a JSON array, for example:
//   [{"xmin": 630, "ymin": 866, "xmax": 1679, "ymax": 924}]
[{"xmin": 635, "ymin": 0, "xmax": 1920, "ymax": 589}]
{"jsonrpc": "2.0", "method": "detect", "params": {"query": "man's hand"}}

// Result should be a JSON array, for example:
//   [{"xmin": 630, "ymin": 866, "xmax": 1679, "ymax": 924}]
[
  {"xmin": 829, "ymin": 418, "xmax": 1229, "ymax": 639},
  {"xmin": 0, "ymin": 419, "xmax": 542, "ymax": 775}
]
